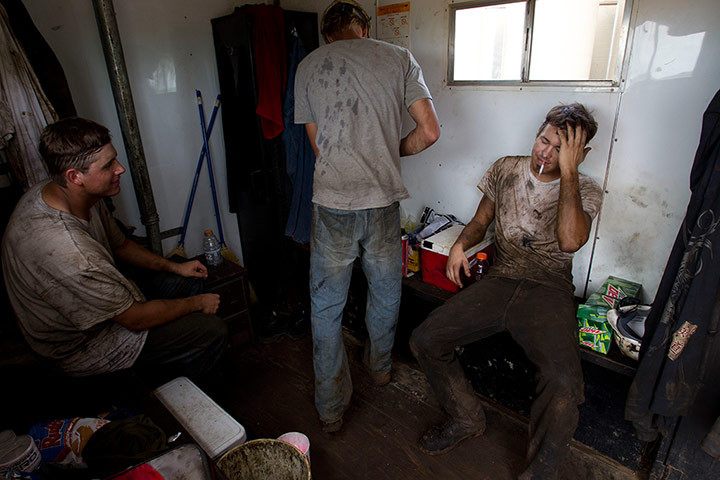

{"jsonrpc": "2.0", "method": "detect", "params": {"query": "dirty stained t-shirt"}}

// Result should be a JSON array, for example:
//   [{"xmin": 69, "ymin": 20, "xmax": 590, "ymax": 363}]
[
  {"xmin": 479, "ymin": 156, "xmax": 603, "ymax": 293},
  {"xmin": 1, "ymin": 181, "xmax": 147, "ymax": 376},
  {"xmin": 294, "ymin": 38, "xmax": 432, "ymax": 210}
]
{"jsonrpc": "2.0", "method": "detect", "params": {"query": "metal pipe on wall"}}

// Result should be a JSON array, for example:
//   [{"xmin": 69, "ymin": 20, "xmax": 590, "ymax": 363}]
[{"xmin": 91, "ymin": 0, "xmax": 163, "ymax": 255}]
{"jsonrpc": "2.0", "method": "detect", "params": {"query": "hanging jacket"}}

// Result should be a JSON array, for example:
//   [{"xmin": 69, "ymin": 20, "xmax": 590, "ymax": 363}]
[
  {"xmin": 282, "ymin": 33, "xmax": 314, "ymax": 244},
  {"xmin": 626, "ymin": 89, "xmax": 720, "ymax": 441}
]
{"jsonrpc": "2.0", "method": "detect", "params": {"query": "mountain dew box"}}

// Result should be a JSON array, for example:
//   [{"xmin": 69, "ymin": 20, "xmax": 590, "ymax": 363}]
[
  {"xmin": 577, "ymin": 305, "xmax": 613, "ymax": 354},
  {"xmin": 577, "ymin": 276, "xmax": 642, "ymax": 354}
]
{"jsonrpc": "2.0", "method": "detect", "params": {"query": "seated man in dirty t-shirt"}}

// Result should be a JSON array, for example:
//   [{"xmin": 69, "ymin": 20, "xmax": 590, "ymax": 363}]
[
  {"xmin": 410, "ymin": 104, "xmax": 603, "ymax": 479},
  {"xmin": 1, "ymin": 117, "xmax": 227, "ymax": 381}
]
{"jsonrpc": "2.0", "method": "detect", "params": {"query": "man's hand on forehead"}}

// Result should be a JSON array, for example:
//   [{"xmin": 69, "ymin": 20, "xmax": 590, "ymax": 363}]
[{"xmin": 558, "ymin": 122, "xmax": 591, "ymax": 171}]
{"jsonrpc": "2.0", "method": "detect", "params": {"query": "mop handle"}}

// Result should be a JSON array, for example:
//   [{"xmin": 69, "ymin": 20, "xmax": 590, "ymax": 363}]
[
  {"xmin": 196, "ymin": 90, "xmax": 226, "ymax": 245},
  {"xmin": 179, "ymin": 94, "xmax": 221, "ymax": 247}
]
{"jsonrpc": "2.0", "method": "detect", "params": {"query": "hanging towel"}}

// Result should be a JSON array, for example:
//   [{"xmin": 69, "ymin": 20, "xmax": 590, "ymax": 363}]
[{"xmin": 240, "ymin": 4, "xmax": 287, "ymax": 140}]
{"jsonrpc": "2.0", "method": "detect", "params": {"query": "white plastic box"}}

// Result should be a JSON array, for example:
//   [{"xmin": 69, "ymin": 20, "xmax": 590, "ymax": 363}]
[{"xmin": 153, "ymin": 377, "xmax": 247, "ymax": 460}]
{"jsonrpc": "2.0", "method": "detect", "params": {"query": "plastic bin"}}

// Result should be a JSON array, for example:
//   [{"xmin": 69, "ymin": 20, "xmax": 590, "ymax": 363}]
[{"xmin": 153, "ymin": 377, "xmax": 247, "ymax": 460}]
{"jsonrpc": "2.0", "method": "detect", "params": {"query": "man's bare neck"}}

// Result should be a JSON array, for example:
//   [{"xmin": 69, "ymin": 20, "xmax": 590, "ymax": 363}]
[{"xmin": 42, "ymin": 182, "xmax": 96, "ymax": 221}]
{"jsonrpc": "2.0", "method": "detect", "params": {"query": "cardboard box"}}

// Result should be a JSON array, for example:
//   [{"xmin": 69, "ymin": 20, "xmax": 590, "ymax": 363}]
[
  {"xmin": 577, "ymin": 304, "xmax": 612, "ymax": 354},
  {"xmin": 420, "ymin": 224, "xmax": 494, "ymax": 293},
  {"xmin": 577, "ymin": 276, "xmax": 642, "ymax": 355},
  {"xmin": 402, "ymin": 235, "xmax": 421, "ymax": 276}
]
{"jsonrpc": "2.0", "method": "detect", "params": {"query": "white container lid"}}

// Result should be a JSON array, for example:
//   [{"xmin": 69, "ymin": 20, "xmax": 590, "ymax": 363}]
[
  {"xmin": 153, "ymin": 377, "xmax": 247, "ymax": 460},
  {"xmin": 421, "ymin": 224, "xmax": 493, "ymax": 256}
]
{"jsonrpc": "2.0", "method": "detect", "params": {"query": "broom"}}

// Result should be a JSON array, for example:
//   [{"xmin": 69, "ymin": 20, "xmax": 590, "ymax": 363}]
[
  {"xmin": 196, "ymin": 90, "xmax": 241, "ymax": 266},
  {"xmin": 167, "ymin": 95, "xmax": 221, "ymax": 259}
]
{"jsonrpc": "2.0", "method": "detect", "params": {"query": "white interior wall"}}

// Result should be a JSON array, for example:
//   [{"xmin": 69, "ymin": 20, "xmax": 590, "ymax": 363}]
[
  {"xmin": 590, "ymin": 0, "xmax": 720, "ymax": 300},
  {"xmin": 22, "ymin": 0, "xmax": 720, "ymax": 302},
  {"xmin": 23, "ymin": 0, "xmax": 247, "ymax": 263}
]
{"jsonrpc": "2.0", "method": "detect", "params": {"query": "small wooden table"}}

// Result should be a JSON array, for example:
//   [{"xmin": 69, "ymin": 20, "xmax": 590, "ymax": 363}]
[{"xmin": 200, "ymin": 257, "xmax": 254, "ymax": 345}]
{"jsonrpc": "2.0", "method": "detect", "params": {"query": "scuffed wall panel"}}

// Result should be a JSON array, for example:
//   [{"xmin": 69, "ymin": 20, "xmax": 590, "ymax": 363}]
[{"xmin": 590, "ymin": 0, "xmax": 720, "ymax": 302}]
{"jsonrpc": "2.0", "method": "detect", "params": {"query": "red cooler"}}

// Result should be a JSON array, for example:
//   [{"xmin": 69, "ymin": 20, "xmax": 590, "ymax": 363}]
[{"xmin": 420, "ymin": 225, "xmax": 494, "ymax": 293}]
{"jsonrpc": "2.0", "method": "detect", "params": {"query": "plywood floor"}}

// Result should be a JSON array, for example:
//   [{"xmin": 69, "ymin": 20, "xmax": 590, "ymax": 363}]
[{"xmin": 210, "ymin": 331, "xmax": 639, "ymax": 480}]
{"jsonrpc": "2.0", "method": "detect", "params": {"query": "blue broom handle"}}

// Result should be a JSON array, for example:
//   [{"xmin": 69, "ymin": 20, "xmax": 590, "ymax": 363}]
[
  {"xmin": 196, "ymin": 90, "xmax": 226, "ymax": 245},
  {"xmin": 179, "ymin": 94, "xmax": 221, "ymax": 247}
]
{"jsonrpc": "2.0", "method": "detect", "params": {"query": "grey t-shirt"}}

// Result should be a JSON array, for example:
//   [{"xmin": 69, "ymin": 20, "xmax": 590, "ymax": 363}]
[
  {"xmin": 294, "ymin": 38, "xmax": 432, "ymax": 210},
  {"xmin": 1, "ymin": 181, "xmax": 147, "ymax": 376},
  {"xmin": 479, "ymin": 156, "xmax": 603, "ymax": 292}
]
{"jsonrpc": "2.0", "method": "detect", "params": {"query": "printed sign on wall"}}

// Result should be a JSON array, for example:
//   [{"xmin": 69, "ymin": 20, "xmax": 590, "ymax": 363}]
[{"xmin": 378, "ymin": 2, "xmax": 410, "ymax": 49}]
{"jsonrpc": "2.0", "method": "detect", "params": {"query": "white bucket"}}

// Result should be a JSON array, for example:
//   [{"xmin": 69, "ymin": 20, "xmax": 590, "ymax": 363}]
[
  {"xmin": 277, "ymin": 432, "xmax": 310, "ymax": 465},
  {"xmin": 216, "ymin": 439, "xmax": 310, "ymax": 480},
  {"xmin": 0, "ymin": 434, "xmax": 42, "ymax": 477}
]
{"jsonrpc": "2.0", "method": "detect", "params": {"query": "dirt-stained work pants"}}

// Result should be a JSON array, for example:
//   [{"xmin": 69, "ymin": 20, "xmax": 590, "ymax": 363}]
[{"xmin": 410, "ymin": 277, "xmax": 584, "ymax": 478}]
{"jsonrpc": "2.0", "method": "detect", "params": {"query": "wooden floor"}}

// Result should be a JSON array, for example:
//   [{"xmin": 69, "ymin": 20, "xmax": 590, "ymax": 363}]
[{"xmin": 211, "ymin": 331, "xmax": 639, "ymax": 480}]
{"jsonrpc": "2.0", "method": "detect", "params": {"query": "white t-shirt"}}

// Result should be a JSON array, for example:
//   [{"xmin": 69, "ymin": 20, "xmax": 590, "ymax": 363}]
[
  {"xmin": 294, "ymin": 38, "xmax": 432, "ymax": 210},
  {"xmin": 479, "ymin": 156, "xmax": 603, "ymax": 292},
  {"xmin": 1, "ymin": 181, "xmax": 147, "ymax": 376}
]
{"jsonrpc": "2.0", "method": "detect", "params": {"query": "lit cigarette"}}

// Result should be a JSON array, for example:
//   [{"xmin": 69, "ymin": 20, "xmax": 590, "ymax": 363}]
[{"xmin": 539, "ymin": 164, "xmax": 544, "ymax": 176}]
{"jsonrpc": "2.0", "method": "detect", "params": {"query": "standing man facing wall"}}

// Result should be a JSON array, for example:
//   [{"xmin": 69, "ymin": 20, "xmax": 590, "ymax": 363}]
[{"xmin": 294, "ymin": 0, "xmax": 440, "ymax": 433}]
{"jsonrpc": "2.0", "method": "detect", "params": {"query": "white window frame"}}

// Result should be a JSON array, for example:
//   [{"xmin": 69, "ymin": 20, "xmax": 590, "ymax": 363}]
[{"xmin": 447, "ymin": 0, "xmax": 634, "ymax": 88}]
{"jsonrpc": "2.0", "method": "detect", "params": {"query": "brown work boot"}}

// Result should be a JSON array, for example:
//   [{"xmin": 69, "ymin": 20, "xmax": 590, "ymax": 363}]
[
  {"xmin": 321, "ymin": 416, "xmax": 343, "ymax": 434},
  {"xmin": 419, "ymin": 418, "xmax": 486, "ymax": 455},
  {"xmin": 369, "ymin": 370, "xmax": 391, "ymax": 386},
  {"xmin": 320, "ymin": 402, "xmax": 350, "ymax": 434},
  {"xmin": 360, "ymin": 343, "xmax": 391, "ymax": 386}
]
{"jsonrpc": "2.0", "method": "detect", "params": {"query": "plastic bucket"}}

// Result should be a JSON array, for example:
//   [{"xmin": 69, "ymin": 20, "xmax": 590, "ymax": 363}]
[
  {"xmin": 216, "ymin": 439, "xmax": 311, "ymax": 480},
  {"xmin": 0, "ymin": 434, "xmax": 42, "ymax": 477},
  {"xmin": 277, "ymin": 432, "xmax": 310, "ymax": 464}
]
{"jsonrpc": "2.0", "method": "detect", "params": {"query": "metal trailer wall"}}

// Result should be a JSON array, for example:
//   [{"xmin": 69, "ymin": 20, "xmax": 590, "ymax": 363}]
[{"xmin": 23, "ymin": 0, "xmax": 720, "ymax": 302}]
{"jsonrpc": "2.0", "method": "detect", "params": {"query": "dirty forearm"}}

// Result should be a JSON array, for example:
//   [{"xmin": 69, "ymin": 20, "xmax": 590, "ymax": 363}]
[
  {"xmin": 113, "ymin": 239, "xmax": 178, "ymax": 274},
  {"xmin": 455, "ymin": 221, "xmax": 488, "ymax": 252},
  {"xmin": 556, "ymin": 170, "xmax": 591, "ymax": 252},
  {"xmin": 400, "ymin": 126, "xmax": 437, "ymax": 156},
  {"xmin": 400, "ymin": 98, "xmax": 440, "ymax": 157},
  {"xmin": 305, "ymin": 123, "xmax": 319, "ymax": 157},
  {"xmin": 114, "ymin": 297, "xmax": 200, "ymax": 331},
  {"xmin": 453, "ymin": 195, "xmax": 495, "ymax": 251}
]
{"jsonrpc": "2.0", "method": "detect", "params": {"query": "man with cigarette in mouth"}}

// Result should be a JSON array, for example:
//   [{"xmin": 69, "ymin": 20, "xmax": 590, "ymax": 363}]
[{"xmin": 410, "ymin": 103, "xmax": 602, "ymax": 479}]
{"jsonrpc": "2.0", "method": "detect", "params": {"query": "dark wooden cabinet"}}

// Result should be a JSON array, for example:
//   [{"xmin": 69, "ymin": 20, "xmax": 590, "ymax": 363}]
[{"xmin": 203, "ymin": 258, "xmax": 254, "ymax": 345}]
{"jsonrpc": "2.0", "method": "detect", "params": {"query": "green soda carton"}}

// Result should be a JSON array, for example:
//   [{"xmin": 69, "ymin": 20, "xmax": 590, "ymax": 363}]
[{"xmin": 577, "ymin": 276, "xmax": 642, "ymax": 354}]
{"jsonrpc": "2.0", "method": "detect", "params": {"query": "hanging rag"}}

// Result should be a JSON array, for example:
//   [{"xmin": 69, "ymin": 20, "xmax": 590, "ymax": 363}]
[
  {"xmin": 240, "ymin": 4, "xmax": 287, "ymax": 139},
  {"xmin": 0, "ymin": 0, "xmax": 76, "ymax": 118},
  {"xmin": 0, "ymin": 2, "xmax": 56, "ymax": 188},
  {"xmin": 625, "ymin": 89, "xmax": 720, "ymax": 441}
]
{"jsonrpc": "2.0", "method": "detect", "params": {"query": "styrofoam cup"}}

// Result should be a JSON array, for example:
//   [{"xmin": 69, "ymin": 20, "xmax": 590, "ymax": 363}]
[{"xmin": 277, "ymin": 432, "xmax": 310, "ymax": 464}]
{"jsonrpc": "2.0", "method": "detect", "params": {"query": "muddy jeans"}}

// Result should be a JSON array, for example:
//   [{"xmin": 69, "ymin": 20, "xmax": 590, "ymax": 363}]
[
  {"xmin": 410, "ymin": 277, "xmax": 583, "ymax": 478},
  {"xmin": 131, "ymin": 267, "xmax": 228, "ymax": 384},
  {"xmin": 310, "ymin": 202, "xmax": 402, "ymax": 423}
]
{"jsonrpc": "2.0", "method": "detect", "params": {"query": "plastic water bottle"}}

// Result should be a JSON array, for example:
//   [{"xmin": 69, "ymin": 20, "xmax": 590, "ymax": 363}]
[
  {"xmin": 203, "ymin": 229, "xmax": 222, "ymax": 266},
  {"xmin": 474, "ymin": 252, "xmax": 488, "ymax": 281}
]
